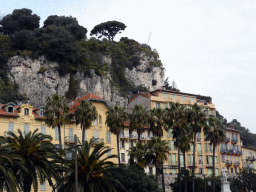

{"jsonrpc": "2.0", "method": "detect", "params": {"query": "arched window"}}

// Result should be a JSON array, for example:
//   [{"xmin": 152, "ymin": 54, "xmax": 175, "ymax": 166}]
[{"xmin": 93, "ymin": 115, "xmax": 98, "ymax": 125}]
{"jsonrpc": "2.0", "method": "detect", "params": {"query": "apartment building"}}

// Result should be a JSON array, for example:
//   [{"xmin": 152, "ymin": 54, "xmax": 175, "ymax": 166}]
[
  {"xmin": 242, "ymin": 146, "xmax": 256, "ymax": 171},
  {"xmin": 127, "ymin": 86, "xmax": 225, "ymax": 177},
  {"xmin": 220, "ymin": 124, "xmax": 242, "ymax": 174},
  {"xmin": 0, "ymin": 93, "xmax": 118, "ymax": 192}
]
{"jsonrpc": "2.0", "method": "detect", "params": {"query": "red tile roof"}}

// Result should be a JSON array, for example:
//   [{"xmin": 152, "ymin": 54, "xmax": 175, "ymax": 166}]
[
  {"xmin": 0, "ymin": 105, "xmax": 19, "ymax": 117},
  {"xmin": 69, "ymin": 93, "xmax": 104, "ymax": 114}
]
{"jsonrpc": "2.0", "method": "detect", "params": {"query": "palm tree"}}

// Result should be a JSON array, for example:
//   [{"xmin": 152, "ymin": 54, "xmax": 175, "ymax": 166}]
[
  {"xmin": 106, "ymin": 105, "xmax": 127, "ymax": 164},
  {"xmin": 178, "ymin": 124, "xmax": 193, "ymax": 192},
  {"xmin": 204, "ymin": 117, "xmax": 225, "ymax": 192},
  {"xmin": 5, "ymin": 129, "xmax": 61, "ymax": 192},
  {"xmin": 45, "ymin": 93, "xmax": 70, "ymax": 149},
  {"xmin": 129, "ymin": 104, "xmax": 150, "ymax": 143},
  {"xmin": 169, "ymin": 102, "xmax": 187, "ymax": 192},
  {"xmin": 147, "ymin": 137, "xmax": 170, "ymax": 192},
  {"xmin": 58, "ymin": 139, "xmax": 118, "ymax": 192},
  {"xmin": 74, "ymin": 99, "xmax": 97, "ymax": 144},
  {"xmin": 128, "ymin": 142, "xmax": 148, "ymax": 169},
  {"xmin": 0, "ymin": 141, "xmax": 21, "ymax": 192},
  {"xmin": 189, "ymin": 103, "xmax": 207, "ymax": 192},
  {"xmin": 149, "ymin": 107, "xmax": 169, "ymax": 192}
]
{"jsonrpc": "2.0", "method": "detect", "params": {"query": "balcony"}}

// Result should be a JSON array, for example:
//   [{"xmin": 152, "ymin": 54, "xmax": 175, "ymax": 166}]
[
  {"xmin": 64, "ymin": 136, "xmax": 79, "ymax": 144},
  {"xmin": 129, "ymin": 134, "xmax": 138, "ymax": 139},
  {"xmin": 170, "ymin": 161, "xmax": 178, "ymax": 166},
  {"xmin": 231, "ymin": 138, "xmax": 238, "ymax": 143},
  {"xmin": 225, "ymin": 160, "xmax": 232, "ymax": 166},
  {"xmin": 233, "ymin": 150, "xmax": 242, "ymax": 155},
  {"xmin": 92, "ymin": 138, "xmax": 104, "ymax": 145},
  {"xmin": 119, "ymin": 133, "xmax": 129, "ymax": 139},
  {"xmin": 140, "ymin": 135, "xmax": 152, "ymax": 140},
  {"xmin": 234, "ymin": 161, "xmax": 240, "ymax": 167},
  {"xmin": 246, "ymin": 156, "xmax": 256, "ymax": 161},
  {"xmin": 198, "ymin": 160, "xmax": 203, "ymax": 167},
  {"xmin": 224, "ymin": 137, "xmax": 230, "ymax": 143}
]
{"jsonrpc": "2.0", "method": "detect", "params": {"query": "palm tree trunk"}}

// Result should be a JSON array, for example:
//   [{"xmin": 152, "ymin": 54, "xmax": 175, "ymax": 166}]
[
  {"xmin": 192, "ymin": 132, "xmax": 196, "ymax": 192},
  {"xmin": 177, "ymin": 136, "xmax": 181, "ymax": 192},
  {"xmin": 212, "ymin": 143, "xmax": 216, "ymax": 192},
  {"xmin": 82, "ymin": 127, "xmax": 85, "ymax": 144},
  {"xmin": 138, "ymin": 133, "xmax": 141, "ymax": 143},
  {"xmin": 183, "ymin": 151, "xmax": 187, "ymax": 192},
  {"xmin": 161, "ymin": 164, "xmax": 166, "ymax": 192},
  {"xmin": 58, "ymin": 125, "xmax": 62, "ymax": 149},
  {"xmin": 23, "ymin": 174, "xmax": 33, "ymax": 192},
  {"xmin": 117, "ymin": 134, "xmax": 120, "ymax": 164},
  {"xmin": 155, "ymin": 166, "xmax": 158, "ymax": 183}
]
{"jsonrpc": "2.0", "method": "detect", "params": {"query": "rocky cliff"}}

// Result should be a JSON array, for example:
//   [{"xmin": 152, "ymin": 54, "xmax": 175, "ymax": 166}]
[{"xmin": 7, "ymin": 54, "xmax": 165, "ymax": 107}]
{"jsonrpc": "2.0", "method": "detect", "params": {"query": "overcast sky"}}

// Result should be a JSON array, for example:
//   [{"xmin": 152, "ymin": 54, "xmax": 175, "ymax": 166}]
[{"xmin": 2, "ymin": 0, "xmax": 256, "ymax": 133}]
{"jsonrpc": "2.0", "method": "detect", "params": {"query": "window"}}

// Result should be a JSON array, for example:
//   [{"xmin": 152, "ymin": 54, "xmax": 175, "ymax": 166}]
[
  {"xmin": 121, "ymin": 153, "xmax": 125, "ymax": 162},
  {"xmin": 93, "ymin": 116, "xmax": 98, "ymax": 125},
  {"xmin": 162, "ymin": 93, "xmax": 167, "ymax": 97},
  {"xmin": 129, "ymin": 140, "xmax": 133, "ymax": 147},
  {"xmin": 172, "ymin": 94, "xmax": 176, "ymax": 99},
  {"xmin": 149, "ymin": 168, "xmax": 153, "ymax": 175},
  {"xmin": 94, "ymin": 130, "xmax": 99, "ymax": 139},
  {"xmin": 40, "ymin": 180, "xmax": 46, "ymax": 191},
  {"xmin": 99, "ymin": 115, "xmax": 102, "ymax": 124},
  {"xmin": 68, "ymin": 128, "xmax": 73, "ymax": 141},
  {"xmin": 181, "ymin": 96, "xmax": 185, "ymax": 100},
  {"xmin": 215, "ymin": 156, "xmax": 217, "ymax": 164},
  {"xmin": 208, "ymin": 168, "xmax": 212, "ymax": 175},
  {"xmin": 8, "ymin": 122, "xmax": 14, "ymax": 133},
  {"xmin": 7, "ymin": 106, "xmax": 13, "ymax": 113},
  {"xmin": 121, "ymin": 140, "xmax": 125, "ymax": 148},
  {"xmin": 200, "ymin": 168, "xmax": 203, "ymax": 174},
  {"xmin": 106, "ymin": 131, "xmax": 111, "ymax": 143},
  {"xmin": 231, "ymin": 168, "xmax": 233, "ymax": 173},
  {"xmin": 198, "ymin": 155, "xmax": 203, "ymax": 166},
  {"xmin": 216, "ymin": 168, "xmax": 219, "ymax": 176},
  {"xmin": 41, "ymin": 126, "xmax": 46, "ymax": 134},
  {"xmin": 165, "ymin": 103, "xmax": 168, "ymax": 108},
  {"xmin": 66, "ymin": 145, "xmax": 72, "ymax": 160},
  {"xmin": 222, "ymin": 154, "xmax": 225, "ymax": 162},
  {"xmin": 197, "ymin": 143, "xmax": 202, "ymax": 154},
  {"xmin": 24, "ymin": 124, "xmax": 29, "ymax": 135},
  {"xmin": 39, "ymin": 109, "xmax": 44, "ymax": 117},
  {"xmin": 24, "ymin": 108, "xmax": 29, "ymax": 115},
  {"xmin": 55, "ymin": 127, "xmax": 59, "ymax": 140},
  {"xmin": 107, "ymin": 147, "xmax": 111, "ymax": 156},
  {"xmin": 190, "ymin": 97, "xmax": 194, "ymax": 102},
  {"xmin": 156, "ymin": 103, "xmax": 161, "ymax": 108}
]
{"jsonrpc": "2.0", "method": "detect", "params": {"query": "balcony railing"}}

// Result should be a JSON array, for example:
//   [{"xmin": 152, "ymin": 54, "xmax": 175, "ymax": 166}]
[
  {"xmin": 231, "ymin": 138, "xmax": 238, "ymax": 143},
  {"xmin": 224, "ymin": 137, "xmax": 230, "ymax": 142},
  {"xmin": 170, "ymin": 161, "xmax": 178, "ymax": 166},
  {"xmin": 205, "ymin": 148, "xmax": 213, "ymax": 153},
  {"xmin": 246, "ymin": 156, "xmax": 256, "ymax": 161},
  {"xmin": 206, "ymin": 162, "xmax": 213, "ymax": 167},
  {"xmin": 234, "ymin": 161, "xmax": 240, "ymax": 166},
  {"xmin": 198, "ymin": 150, "xmax": 202, "ymax": 154},
  {"xmin": 119, "ymin": 133, "xmax": 129, "ymax": 138},
  {"xmin": 226, "ymin": 160, "xmax": 232, "ymax": 166},
  {"xmin": 188, "ymin": 161, "xmax": 197, "ymax": 167},
  {"xmin": 140, "ymin": 135, "xmax": 152, "ymax": 140},
  {"xmin": 65, "ymin": 136, "xmax": 78, "ymax": 143},
  {"xmin": 92, "ymin": 138, "xmax": 104, "ymax": 144},
  {"xmin": 129, "ymin": 134, "xmax": 138, "ymax": 139}
]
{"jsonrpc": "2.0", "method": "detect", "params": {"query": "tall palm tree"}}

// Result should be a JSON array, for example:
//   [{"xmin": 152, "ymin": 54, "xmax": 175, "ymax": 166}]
[
  {"xmin": 45, "ymin": 93, "xmax": 70, "ymax": 149},
  {"xmin": 74, "ymin": 99, "xmax": 98, "ymax": 144},
  {"xmin": 147, "ymin": 137, "xmax": 170, "ymax": 192},
  {"xmin": 58, "ymin": 139, "xmax": 119, "ymax": 192},
  {"xmin": 5, "ymin": 129, "xmax": 61, "ymax": 192},
  {"xmin": 129, "ymin": 104, "xmax": 150, "ymax": 143},
  {"xmin": 169, "ymin": 102, "xmax": 187, "ymax": 192},
  {"xmin": 204, "ymin": 117, "xmax": 225, "ymax": 192},
  {"xmin": 149, "ymin": 107, "xmax": 169, "ymax": 192},
  {"xmin": 178, "ymin": 124, "xmax": 193, "ymax": 192},
  {"xmin": 189, "ymin": 103, "xmax": 207, "ymax": 192},
  {"xmin": 128, "ymin": 142, "xmax": 148, "ymax": 169},
  {"xmin": 106, "ymin": 105, "xmax": 127, "ymax": 164}
]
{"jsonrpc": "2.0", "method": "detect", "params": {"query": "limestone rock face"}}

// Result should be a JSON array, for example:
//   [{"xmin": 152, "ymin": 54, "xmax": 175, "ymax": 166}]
[{"xmin": 7, "ymin": 54, "xmax": 165, "ymax": 107}]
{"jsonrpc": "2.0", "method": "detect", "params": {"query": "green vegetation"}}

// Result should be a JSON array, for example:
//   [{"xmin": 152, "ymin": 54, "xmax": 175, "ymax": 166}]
[{"xmin": 0, "ymin": 8, "xmax": 162, "ymax": 103}]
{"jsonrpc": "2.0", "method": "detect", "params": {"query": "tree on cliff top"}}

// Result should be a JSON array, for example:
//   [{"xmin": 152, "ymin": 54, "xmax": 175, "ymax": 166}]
[
  {"xmin": 90, "ymin": 21, "xmax": 126, "ymax": 41},
  {"xmin": 43, "ymin": 15, "xmax": 87, "ymax": 40},
  {"xmin": 0, "ymin": 8, "xmax": 40, "ymax": 35}
]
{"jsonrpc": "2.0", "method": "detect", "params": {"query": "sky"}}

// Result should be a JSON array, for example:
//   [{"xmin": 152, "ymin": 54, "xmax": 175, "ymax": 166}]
[{"xmin": 1, "ymin": 0, "xmax": 256, "ymax": 133}]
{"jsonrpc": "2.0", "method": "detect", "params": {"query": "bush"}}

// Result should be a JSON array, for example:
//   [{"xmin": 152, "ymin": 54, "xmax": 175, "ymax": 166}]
[{"xmin": 38, "ymin": 67, "xmax": 45, "ymax": 73}]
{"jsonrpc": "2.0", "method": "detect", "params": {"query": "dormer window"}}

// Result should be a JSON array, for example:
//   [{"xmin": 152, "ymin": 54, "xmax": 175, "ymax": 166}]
[
  {"xmin": 39, "ymin": 110, "xmax": 44, "ymax": 117},
  {"xmin": 8, "ymin": 106, "xmax": 14, "ymax": 113},
  {"xmin": 24, "ymin": 109, "xmax": 29, "ymax": 115}
]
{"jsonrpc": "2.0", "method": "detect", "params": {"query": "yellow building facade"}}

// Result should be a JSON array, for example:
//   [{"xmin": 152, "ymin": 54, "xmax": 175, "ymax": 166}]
[
  {"xmin": 127, "ymin": 87, "xmax": 242, "ymax": 176},
  {"xmin": 242, "ymin": 147, "xmax": 256, "ymax": 171},
  {"xmin": 0, "ymin": 93, "xmax": 118, "ymax": 192}
]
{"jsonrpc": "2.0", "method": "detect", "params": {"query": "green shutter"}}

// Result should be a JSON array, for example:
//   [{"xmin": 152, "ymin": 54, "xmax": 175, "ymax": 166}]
[
  {"xmin": 216, "ymin": 168, "xmax": 219, "ymax": 176},
  {"xmin": 180, "ymin": 154, "xmax": 183, "ymax": 166},
  {"xmin": 215, "ymin": 156, "xmax": 217, "ymax": 164},
  {"xmin": 210, "ymin": 156, "xmax": 213, "ymax": 165},
  {"xmin": 208, "ymin": 168, "xmax": 212, "ymax": 175},
  {"xmin": 197, "ymin": 143, "xmax": 202, "ymax": 154},
  {"xmin": 169, "ymin": 154, "xmax": 172, "ymax": 165},
  {"xmin": 172, "ymin": 154, "xmax": 176, "ymax": 165}
]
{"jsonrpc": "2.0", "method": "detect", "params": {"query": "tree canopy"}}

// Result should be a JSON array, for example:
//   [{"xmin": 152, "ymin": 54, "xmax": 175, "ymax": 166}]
[
  {"xmin": 0, "ymin": 8, "xmax": 40, "ymax": 35},
  {"xmin": 90, "ymin": 21, "xmax": 126, "ymax": 41}
]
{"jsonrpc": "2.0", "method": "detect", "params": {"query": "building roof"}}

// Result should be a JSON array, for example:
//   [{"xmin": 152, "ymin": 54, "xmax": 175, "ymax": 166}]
[
  {"xmin": 69, "ymin": 93, "xmax": 109, "ymax": 114},
  {"xmin": 0, "ymin": 104, "xmax": 19, "ymax": 117}
]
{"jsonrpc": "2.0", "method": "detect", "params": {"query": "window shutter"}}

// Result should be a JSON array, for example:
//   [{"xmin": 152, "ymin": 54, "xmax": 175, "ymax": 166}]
[
  {"xmin": 41, "ymin": 126, "xmax": 46, "ymax": 134},
  {"xmin": 94, "ymin": 130, "xmax": 99, "ymax": 138},
  {"xmin": 24, "ymin": 124, "xmax": 29, "ymax": 134},
  {"xmin": 8, "ymin": 123, "xmax": 14, "ymax": 132},
  {"xmin": 55, "ymin": 127, "xmax": 59, "ymax": 140}
]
